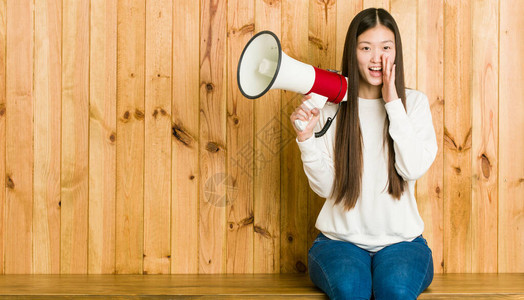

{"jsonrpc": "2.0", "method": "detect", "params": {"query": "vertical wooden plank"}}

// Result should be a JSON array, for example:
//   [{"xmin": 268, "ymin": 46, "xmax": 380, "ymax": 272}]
[
  {"xmin": 307, "ymin": 0, "xmax": 336, "ymax": 257},
  {"xmin": 471, "ymin": 0, "xmax": 498, "ymax": 274},
  {"xmin": 61, "ymin": 0, "xmax": 89, "ymax": 274},
  {"xmin": 416, "ymin": 0, "xmax": 444, "ymax": 274},
  {"xmin": 0, "ymin": 0, "xmax": 7, "ymax": 275},
  {"xmin": 499, "ymin": 0, "xmax": 524, "ymax": 273},
  {"xmin": 226, "ymin": 0, "xmax": 254, "ymax": 274},
  {"xmin": 5, "ymin": 0, "xmax": 33, "ymax": 274},
  {"xmin": 34, "ymin": 0, "xmax": 61, "ymax": 274},
  {"xmin": 335, "ymin": 0, "xmax": 361, "ymax": 70},
  {"xmin": 280, "ymin": 0, "xmax": 308, "ymax": 274},
  {"xmin": 89, "ymin": 0, "xmax": 117, "ymax": 274},
  {"xmin": 116, "ymin": 0, "xmax": 145, "ymax": 274},
  {"xmin": 172, "ymin": 0, "xmax": 199, "ymax": 275},
  {"xmin": 143, "ymin": 0, "xmax": 172, "ymax": 275},
  {"xmin": 199, "ymin": 0, "xmax": 227, "ymax": 274},
  {"xmin": 391, "ymin": 0, "xmax": 416, "ymax": 89},
  {"xmin": 254, "ymin": 0, "xmax": 281, "ymax": 274},
  {"xmin": 443, "ymin": 0, "xmax": 472, "ymax": 273},
  {"xmin": 363, "ymin": 0, "xmax": 390, "ymax": 10}
]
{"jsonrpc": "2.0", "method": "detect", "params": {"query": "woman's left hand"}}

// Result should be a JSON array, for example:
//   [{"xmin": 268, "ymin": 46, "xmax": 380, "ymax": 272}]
[{"xmin": 381, "ymin": 54, "xmax": 398, "ymax": 103}]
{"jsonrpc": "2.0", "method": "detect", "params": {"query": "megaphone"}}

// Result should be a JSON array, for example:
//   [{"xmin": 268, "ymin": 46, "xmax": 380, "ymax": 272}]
[{"xmin": 237, "ymin": 30, "xmax": 348, "ymax": 132}]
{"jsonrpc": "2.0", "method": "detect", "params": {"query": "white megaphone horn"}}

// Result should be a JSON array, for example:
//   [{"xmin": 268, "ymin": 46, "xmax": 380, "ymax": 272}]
[{"xmin": 237, "ymin": 30, "xmax": 348, "ymax": 132}]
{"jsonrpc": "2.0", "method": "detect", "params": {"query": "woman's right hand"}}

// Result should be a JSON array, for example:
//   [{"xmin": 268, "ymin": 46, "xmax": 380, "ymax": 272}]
[{"xmin": 290, "ymin": 95, "xmax": 321, "ymax": 142}]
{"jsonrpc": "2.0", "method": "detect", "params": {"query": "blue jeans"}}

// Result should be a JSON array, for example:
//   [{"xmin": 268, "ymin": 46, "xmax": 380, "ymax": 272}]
[{"xmin": 308, "ymin": 233, "xmax": 433, "ymax": 300}]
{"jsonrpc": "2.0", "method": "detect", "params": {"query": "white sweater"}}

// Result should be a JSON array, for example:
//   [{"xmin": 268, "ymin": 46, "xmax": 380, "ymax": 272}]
[{"xmin": 297, "ymin": 89, "xmax": 437, "ymax": 252}]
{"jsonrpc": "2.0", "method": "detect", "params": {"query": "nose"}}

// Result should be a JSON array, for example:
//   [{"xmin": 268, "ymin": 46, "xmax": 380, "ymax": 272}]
[{"xmin": 371, "ymin": 49, "xmax": 382, "ymax": 63}]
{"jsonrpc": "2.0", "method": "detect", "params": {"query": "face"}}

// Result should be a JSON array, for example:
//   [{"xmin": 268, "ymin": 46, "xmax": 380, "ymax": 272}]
[{"xmin": 356, "ymin": 24, "xmax": 396, "ymax": 88}]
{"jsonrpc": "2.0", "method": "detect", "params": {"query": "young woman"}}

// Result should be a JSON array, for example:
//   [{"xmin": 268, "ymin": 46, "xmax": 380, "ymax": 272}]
[{"xmin": 290, "ymin": 8, "xmax": 437, "ymax": 300}]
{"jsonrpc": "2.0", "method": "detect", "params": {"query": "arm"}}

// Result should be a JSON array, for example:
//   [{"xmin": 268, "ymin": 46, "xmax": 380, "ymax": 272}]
[
  {"xmin": 290, "ymin": 95, "xmax": 336, "ymax": 198},
  {"xmin": 296, "ymin": 135, "xmax": 335, "ymax": 198},
  {"xmin": 384, "ymin": 93, "xmax": 438, "ymax": 180}
]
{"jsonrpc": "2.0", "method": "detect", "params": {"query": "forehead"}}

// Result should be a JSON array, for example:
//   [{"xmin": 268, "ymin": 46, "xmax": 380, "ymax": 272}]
[{"xmin": 357, "ymin": 24, "xmax": 395, "ymax": 44}]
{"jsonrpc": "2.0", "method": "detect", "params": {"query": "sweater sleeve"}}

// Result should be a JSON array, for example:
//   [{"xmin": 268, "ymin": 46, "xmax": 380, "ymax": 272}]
[
  {"xmin": 296, "ymin": 133, "xmax": 335, "ymax": 198},
  {"xmin": 384, "ymin": 93, "xmax": 438, "ymax": 181}
]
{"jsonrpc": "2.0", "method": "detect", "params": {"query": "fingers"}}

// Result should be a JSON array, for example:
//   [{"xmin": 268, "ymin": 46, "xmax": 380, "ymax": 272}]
[
  {"xmin": 305, "ymin": 112, "xmax": 321, "ymax": 131},
  {"xmin": 384, "ymin": 54, "xmax": 391, "ymax": 79},
  {"xmin": 391, "ymin": 63, "xmax": 396, "ymax": 82},
  {"xmin": 289, "ymin": 94, "xmax": 321, "ymax": 136},
  {"xmin": 291, "ymin": 93, "xmax": 323, "ymax": 125},
  {"xmin": 291, "ymin": 94, "xmax": 314, "ymax": 121},
  {"xmin": 301, "ymin": 94, "xmax": 312, "ymax": 102},
  {"xmin": 290, "ymin": 105, "xmax": 311, "ymax": 122},
  {"xmin": 381, "ymin": 54, "xmax": 395, "ymax": 82},
  {"xmin": 381, "ymin": 54, "xmax": 386, "ymax": 78},
  {"xmin": 387, "ymin": 55, "xmax": 391, "ymax": 78},
  {"xmin": 382, "ymin": 54, "xmax": 386, "ymax": 78}
]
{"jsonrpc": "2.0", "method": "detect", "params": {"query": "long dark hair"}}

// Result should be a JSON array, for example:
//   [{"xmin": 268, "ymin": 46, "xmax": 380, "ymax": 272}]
[{"xmin": 332, "ymin": 8, "xmax": 407, "ymax": 210}]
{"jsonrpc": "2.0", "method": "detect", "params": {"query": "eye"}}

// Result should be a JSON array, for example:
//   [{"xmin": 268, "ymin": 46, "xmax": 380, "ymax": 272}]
[
  {"xmin": 361, "ymin": 46, "xmax": 371, "ymax": 51},
  {"xmin": 383, "ymin": 46, "xmax": 392, "ymax": 50}
]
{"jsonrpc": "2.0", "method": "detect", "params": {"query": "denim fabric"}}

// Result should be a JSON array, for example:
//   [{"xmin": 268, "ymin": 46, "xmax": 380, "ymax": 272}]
[{"xmin": 308, "ymin": 233, "xmax": 433, "ymax": 300}]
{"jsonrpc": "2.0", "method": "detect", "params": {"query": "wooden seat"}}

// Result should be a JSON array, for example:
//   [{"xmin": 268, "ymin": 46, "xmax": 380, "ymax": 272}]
[{"xmin": 0, "ymin": 273, "xmax": 523, "ymax": 299}]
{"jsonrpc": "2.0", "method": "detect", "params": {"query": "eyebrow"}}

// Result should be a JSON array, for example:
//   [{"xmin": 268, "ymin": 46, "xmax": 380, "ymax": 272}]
[{"xmin": 358, "ymin": 40, "xmax": 394, "ymax": 45}]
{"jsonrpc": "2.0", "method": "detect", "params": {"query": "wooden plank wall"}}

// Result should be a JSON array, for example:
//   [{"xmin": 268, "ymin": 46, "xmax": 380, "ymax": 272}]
[
  {"xmin": 115, "ymin": 0, "xmax": 145, "ymax": 275},
  {"xmin": 34, "ymin": 0, "xmax": 61, "ymax": 274},
  {"xmin": 0, "ymin": 0, "xmax": 7, "ymax": 275},
  {"xmin": 0, "ymin": 0, "xmax": 523, "ymax": 274},
  {"xmin": 89, "ymin": 0, "xmax": 116, "ymax": 275}
]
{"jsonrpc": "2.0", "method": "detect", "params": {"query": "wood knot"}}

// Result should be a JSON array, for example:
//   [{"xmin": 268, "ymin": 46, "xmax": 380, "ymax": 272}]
[
  {"xmin": 134, "ymin": 109, "xmax": 145, "ymax": 120},
  {"xmin": 262, "ymin": 0, "xmax": 280, "ymax": 6},
  {"xmin": 205, "ymin": 83, "xmax": 214, "ymax": 92},
  {"xmin": 172, "ymin": 123, "xmax": 193, "ymax": 147},
  {"xmin": 232, "ymin": 116, "xmax": 239, "ymax": 125},
  {"xmin": 0, "ymin": 104, "xmax": 5, "ymax": 116},
  {"xmin": 109, "ymin": 133, "xmax": 116, "ymax": 143},
  {"xmin": 239, "ymin": 215, "xmax": 254, "ymax": 227},
  {"xmin": 189, "ymin": 175, "xmax": 195, "ymax": 180},
  {"xmin": 435, "ymin": 186, "xmax": 440, "ymax": 194},
  {"xmin": 308, "ymin": 35, "xmax": 326, "ymax": 51},
  {"xmin": 454, "ymin": 166, "xmax": 461, "ymax": 174},
  {"xmin": 254, "ymin": 225, "xmax": 272, "ymax": 239},
  {"xmin": 6, "ymin": 176, "xmax": 14, "ymax": 189},
  {"xmin": 229, "ymin": 222, "xmax": 235, "ymax": 229},
  {"xmin": 58, "ymin": 201, "xmax": 61, "ymax": 207},
  {"xmin": 296, "ymin": 261, "xmax": 307, "ymax": 273},
  {"xmin": 287, "ymin": 235, "xmax": 293, "ymax": 242},
  {"xmin": 481, "ymin": 153, "xmax": 490, "ymax": 178},
  {"xmin": 130, "ymin": 73, "xmax": 135, "ymax": 78},
  {"xmin": 153, "ymin": 108, "xmax": 168, "ymax": 118},
  {"xmin": 122, "ymin": 111, "xmax": 131, "ymax": 122},
  {"xmin": 229, "ymin": 23, "xmax": 255, "ymax": 37},
  {"xmin": 206, "ymin": 142, "xmax": 220, "ymax": 153}
]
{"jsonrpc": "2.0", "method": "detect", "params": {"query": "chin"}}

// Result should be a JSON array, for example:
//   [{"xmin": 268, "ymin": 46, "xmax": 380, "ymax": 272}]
[{"xmin": 368, "ymin": 78, "xmax": 383, "ymax": 86}]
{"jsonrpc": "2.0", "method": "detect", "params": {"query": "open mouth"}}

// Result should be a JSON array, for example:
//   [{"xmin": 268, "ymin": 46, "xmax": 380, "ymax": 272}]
[{"xmin": 369, "ymin": 66, "xmax": 382, "ymax": 77}]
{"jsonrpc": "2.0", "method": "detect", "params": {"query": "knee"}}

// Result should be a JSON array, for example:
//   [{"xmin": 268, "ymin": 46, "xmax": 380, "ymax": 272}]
[
  {"xmin": 309, "ymin": 264, "xmax": 371, "ymax": 300},
  {"xmin": 373, "ymin": 286, "xmax": 417, "ymax": 300},
  {"xmin": 328, "ymin": 281, "xmax": 371, "ymax": 300}
]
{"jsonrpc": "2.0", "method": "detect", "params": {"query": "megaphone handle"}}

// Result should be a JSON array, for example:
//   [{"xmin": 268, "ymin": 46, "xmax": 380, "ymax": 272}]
[{"xmin": 294, "ymin": 93, "xmax": 328, "ymax": 132}]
